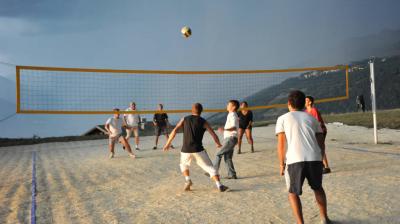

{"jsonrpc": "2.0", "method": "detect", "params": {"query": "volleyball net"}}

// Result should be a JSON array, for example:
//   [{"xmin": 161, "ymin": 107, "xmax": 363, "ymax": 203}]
[{"xmin": 16, "ymin": 65, "xmax": 349, "ymax": 114}]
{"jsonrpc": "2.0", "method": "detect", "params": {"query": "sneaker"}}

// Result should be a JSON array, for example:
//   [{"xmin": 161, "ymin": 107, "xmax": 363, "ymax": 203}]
[
  {"xmin": 323, "ymin": 167, "xmax": 331, "ymax": 174},
  {"xmin": 204, "ymin": 172, "xmax": 210, "ymax": 177},
  {"xmin": 227, "ymin": 175, "xmax": 237, "ymax": 179},
  {"xmin": 109, "ymin": 153, "xmax": 114, "ymax": 159},
  {"xmin": 183, "ymin": 180, "xmax": 193, "ymax": 191},
  {"xmin": 152, "ymin": 146, "xmax": 157, "ymax": 150},
  {"xmin": 170, "ymin": 145, "xmax": 175, "ymax": 149},
  {"xmin": 129, "ymin": 153, "xmax": 136, "ymax": 159},
  {"xmin": 135, "ymin": 147, "xmax": 140, "ymax": 151},
  {"xmin": 218, "ymin": 185, "xmax": 229, "ymax": 192},
  {"xmin": 122, "ymin": 146, "xmax": 126, "ymax": 150}
]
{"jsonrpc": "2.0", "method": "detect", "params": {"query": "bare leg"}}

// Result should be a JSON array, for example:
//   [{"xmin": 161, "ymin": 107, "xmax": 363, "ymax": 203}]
[
  {"xmin": 245, "ymin": 128, "xmax": 254, "ymax": 152},
  {"xmin": 211, "ymin": 175, "xmax": 220, "ymax": 182},
  {"xmin": 120, "ymin": 137, "xmax": 135, "ymax": 157},
  {"xmin": 108, "ymin": 140, "xmax": 116, "ymax": 158},
  {"xmin": 237, "ymin": 128, "xmax": 244, "ymax": 154},
  {"xmin": 323, "ymin": 153, "xmax": 330, "ymax": 168},
  {"xmin": 288, "ymin": 193, "xmax": 304, "ymax": 224},
  {"xmin": 134, "ymin": 128, "xmax": 140, "ymax": 148},
  {"xmin": 314, "ymin": 188, "xmax": 328, "ymax": 221},
  {"xmin": 109, "ymin": 143, "xmax": 115, "ymax": 154},
  {"xmin": 125, "ymin": 128, "xmax": 132, "ymax": 141},
  {"xmin": 155, "ymin": 135, "xmax": 159, "ymax": 148},
  {"xmin": 182, "ymin": 170, "xmax": 192, "ymax": 191}
]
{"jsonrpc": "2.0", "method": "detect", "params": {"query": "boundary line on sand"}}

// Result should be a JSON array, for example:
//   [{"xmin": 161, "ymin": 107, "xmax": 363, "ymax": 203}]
[
  {"xmin": 31, "ymin": 151, "xmax": 37, "ymax": 224},
  {"xmin": 342, "ymin": 145, "xmax": 400, "ymax": 159}
]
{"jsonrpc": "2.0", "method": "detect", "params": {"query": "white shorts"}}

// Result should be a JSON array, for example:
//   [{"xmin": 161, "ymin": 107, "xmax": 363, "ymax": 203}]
[
  {"xmin": 126, "ymin": 126, "xmax": 139, "ymax": 137},
  {"xmin": 109, "ymin": 134, "xmax": 122, "ymax": 145},
  {"xmin": 180, "ymin": 151, "xmax": 218, "ymax": 177}
]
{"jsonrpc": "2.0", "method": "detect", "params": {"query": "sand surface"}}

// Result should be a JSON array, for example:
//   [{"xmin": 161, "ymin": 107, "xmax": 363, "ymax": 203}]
[{"xmin": 0, "ymin": 124, "xmax": 399, "ymax": 224}]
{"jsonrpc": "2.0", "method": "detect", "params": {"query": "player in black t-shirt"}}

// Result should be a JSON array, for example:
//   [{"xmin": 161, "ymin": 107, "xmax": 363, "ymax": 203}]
[
  {"xmin": 237, "ymin": 101, "xmax": 254, "ymax": 154},
  {"xmin": 163, "ymin": 103, "xmax": 229, "ymax": 192},
  {"xmin": 152, "ymin": 104, "xmax": 174, "ymax": 150}
]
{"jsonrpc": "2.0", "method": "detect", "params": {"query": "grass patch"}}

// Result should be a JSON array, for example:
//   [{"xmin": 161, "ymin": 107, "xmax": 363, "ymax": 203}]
[{"xmin": 324, "ymin": 109, "xmax": 400, "ymax": 129}]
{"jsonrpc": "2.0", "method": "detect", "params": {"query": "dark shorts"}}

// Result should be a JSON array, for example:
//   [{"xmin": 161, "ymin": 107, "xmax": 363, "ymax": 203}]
[
  {"xmin": 239, "ymin": 125, "xmax": 252, "ymax": 130},
  {"xmin": 285, "ymin": 161, "xmax": 323, "ymax": 195},
  {"xmin": 155, "ymin": 125, "xmax": 168, "ymax": 136}
]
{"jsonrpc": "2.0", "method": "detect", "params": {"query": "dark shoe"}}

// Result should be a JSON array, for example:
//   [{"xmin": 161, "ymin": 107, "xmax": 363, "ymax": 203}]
[
  {"xmin": 170, "ymin": 145, "xmax": 175, "ymax": 149},
  {"xmin": 122, "ymin": 145, "xmax": 126, "ymax": 150},
  {"xmin": 237, "ymin": 150, "xmax": 241, "ymax": 154},
  {"xmin": 152, "ymin": 146, "xmax": 157, "ymax": 150},
  {"xmin": 321, "ymin": 217, "xmax": 332, "ymax": 224},
  {"xmin": 135, "ymin": 147, "xmax": 140, "ymax": 151},
  {"xmin": 183, "ymin": 180, "xmax": 193, "ymax": 191},
  {"xmin": 251, "ymin": 147, "xmax": 254, "ymax": 153},
  {"xmin": 323, "ymin": 167, "xmax": 331, "ymax": 174},
  {"xmin": 218, "ymin": 185, "xmax": 229, "ymax": 192},
  {"xmin": 204, "ymin": 172, "xmax": 210, "ymax": 177},
  {"xmin": 227, "ymin": 175, "xmax": 237, "ymax": 179}
]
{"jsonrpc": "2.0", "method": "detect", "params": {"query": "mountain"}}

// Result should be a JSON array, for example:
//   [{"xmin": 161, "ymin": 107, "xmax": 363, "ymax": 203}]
[
  {"xmin": 208, "ymin": 55, "xmax": 400, "ymax": 124},
  {"xmin": 306, "ymin": 29, "xmax": 400, "ymax": 66}
]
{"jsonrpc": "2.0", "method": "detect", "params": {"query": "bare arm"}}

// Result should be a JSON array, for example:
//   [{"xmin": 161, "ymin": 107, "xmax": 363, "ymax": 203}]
[
  {"xmin": 204, "ymin": 121, "xmax": 222, "ymax": 148},
  {"xmin": 105, "ymin": 123, "xmax": 111, "ymax": 135},
  {"xmin": 316, "ymin": 133, "xmax": 325, "ymax": 158},
  {"xmin": 277, "ymin": 133, "xmax": 286, "ymax": 176},
  {"xmin": 163, "ymin": 118, "xmax": 184, "ymax": 151},
  {"xmin": 247, "ymin": 121, "xmax": 253, "ymax": 129}
]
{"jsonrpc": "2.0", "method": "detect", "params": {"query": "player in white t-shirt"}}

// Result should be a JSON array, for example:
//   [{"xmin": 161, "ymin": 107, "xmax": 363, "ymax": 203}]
[
  {"xmin": 124, "ymin": 102, "xmax": 141, "ymax": 150},
  {"xmin": 212, "ymin": 100, "xmax": 240, "ymax": 179},
  {"xmin": 105, "ymin": 108, "xmax": 135, "ymax": 159},
  {"xmin": 275, "ymin": 90, "xmax": 330, "ymax": 224}
]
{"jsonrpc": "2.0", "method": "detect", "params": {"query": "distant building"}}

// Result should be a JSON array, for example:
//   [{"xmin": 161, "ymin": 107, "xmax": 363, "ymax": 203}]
[{"xmin": 82, "ymin": 125, "xmax": 108, "ymax": 136}]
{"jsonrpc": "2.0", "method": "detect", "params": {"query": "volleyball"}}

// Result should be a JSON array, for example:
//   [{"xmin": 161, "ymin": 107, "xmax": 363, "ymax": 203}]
[{"xmin": 181, "ymin": 26, "xmax": 192, "ymax": 38}]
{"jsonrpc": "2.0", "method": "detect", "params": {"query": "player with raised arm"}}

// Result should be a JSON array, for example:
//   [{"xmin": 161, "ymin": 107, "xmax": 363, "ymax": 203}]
[
  {"xmin": 105, "ymin": 108, "xmax": 136, "ymax": 159},
  {"xmin": 163, "ymin": 103, "xmax": 229, "ymax": 192}
]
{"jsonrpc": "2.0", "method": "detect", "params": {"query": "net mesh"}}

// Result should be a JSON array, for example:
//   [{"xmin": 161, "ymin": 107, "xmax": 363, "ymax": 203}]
[{"xmin": 17, "ymin": 65, "xmax": 348, "ymax": 114}]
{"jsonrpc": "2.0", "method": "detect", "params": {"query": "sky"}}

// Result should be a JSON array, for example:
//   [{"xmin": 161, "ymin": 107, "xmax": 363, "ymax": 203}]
[{"xmin": 1, "ymin": 0, "xmax": 400, "ymax": 138}]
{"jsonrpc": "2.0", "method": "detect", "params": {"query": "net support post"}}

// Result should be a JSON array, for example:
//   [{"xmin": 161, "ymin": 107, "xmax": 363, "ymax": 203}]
[{"xmin": 369, "ymin": 58, "xmax": 378, "ymax": 144}]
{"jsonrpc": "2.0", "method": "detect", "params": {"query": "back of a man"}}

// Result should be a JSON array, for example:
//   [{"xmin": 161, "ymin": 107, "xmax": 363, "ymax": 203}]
[
  {"xmin": 182, "ymin": 115, "xmax": 206, "ymax": 153},
  {"xmin": 277, "ymin": 111, "xmax": 322, "ymax": 165},
  {"xmin": 276, "ymin": 90, "xmax": 330, "ymax": 224}
]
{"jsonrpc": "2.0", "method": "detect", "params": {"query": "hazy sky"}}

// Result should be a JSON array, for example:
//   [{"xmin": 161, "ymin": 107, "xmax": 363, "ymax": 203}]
[
  {"xmin": 1, "ymin": 0, "xmax": 400, "ymax": 73},
  {"xmin": 1, "ymin": 0, "xmax": 400, "ymax": 137}
]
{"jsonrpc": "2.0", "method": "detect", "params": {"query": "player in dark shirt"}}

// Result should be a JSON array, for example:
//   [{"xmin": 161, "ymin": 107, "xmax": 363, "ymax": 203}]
[
  {"xmin": 237, "ymin": 101, "xmax": 254, "ymax": 154},
  {"xmin": 153, "ymin": 104, "xmax": 174, "ymax": 150},
  {"xmin": 163, "ymin": 103, "xmax": 229, "ymax": 192}
]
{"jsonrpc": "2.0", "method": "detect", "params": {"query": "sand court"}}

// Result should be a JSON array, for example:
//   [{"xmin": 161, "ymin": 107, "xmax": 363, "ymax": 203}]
[{"xmin": 0, "ymin": 124, "xmax": 399, "ymax": 223}]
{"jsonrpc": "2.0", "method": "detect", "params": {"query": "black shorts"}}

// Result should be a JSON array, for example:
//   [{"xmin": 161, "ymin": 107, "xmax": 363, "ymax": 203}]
[
  {"xmin": 239, "ymin": 125, "xmax": 252, "ymax": 130},
  {"xmin": 155, "ymin": 125, "xmax": 168, "ymax": 136},
  {"xmin": 285, "ymin": 161, "xmax": 323, "ymax": 195}
]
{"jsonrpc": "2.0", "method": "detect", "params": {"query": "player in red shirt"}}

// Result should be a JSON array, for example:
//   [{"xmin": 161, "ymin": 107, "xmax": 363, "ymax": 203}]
[{"xmin": 305, "ymin": 96, "xmax": 331, "ymax": 174}]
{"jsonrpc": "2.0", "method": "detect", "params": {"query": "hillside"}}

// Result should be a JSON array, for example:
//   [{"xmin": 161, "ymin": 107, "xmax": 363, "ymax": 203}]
[{"xmin": 208, "ymin": 55, "xmax": 400, "ymax": 124}]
